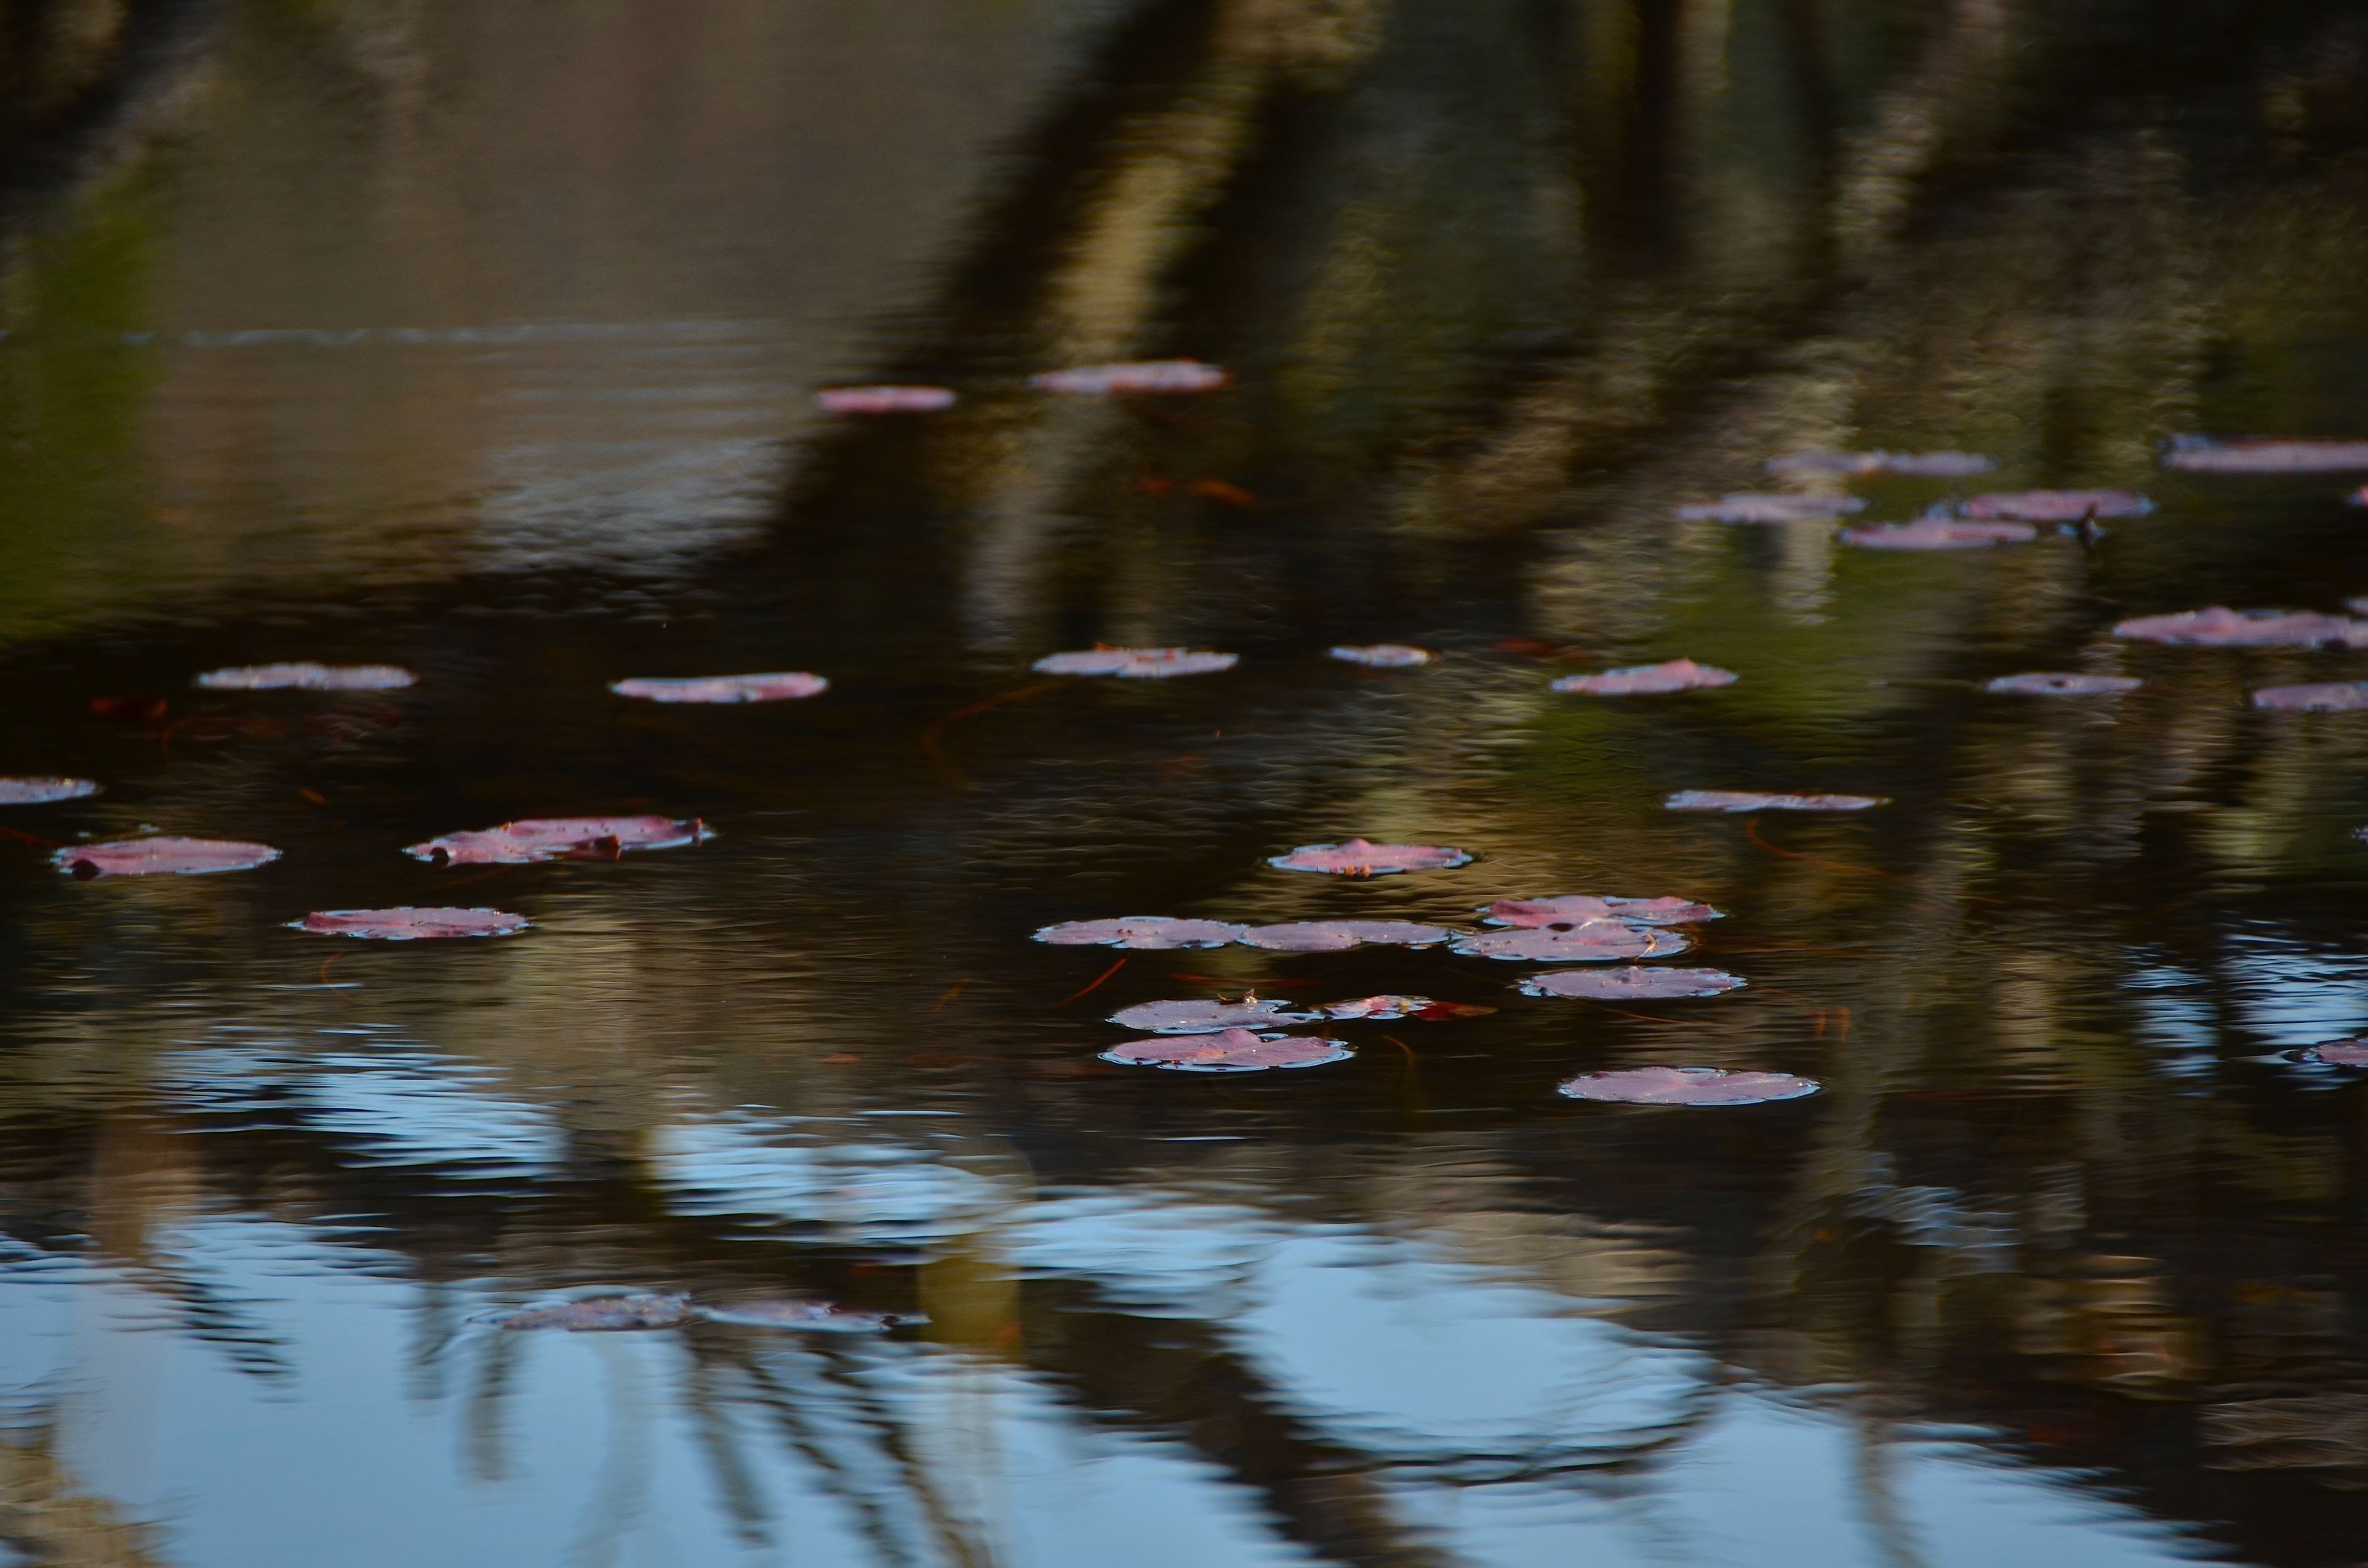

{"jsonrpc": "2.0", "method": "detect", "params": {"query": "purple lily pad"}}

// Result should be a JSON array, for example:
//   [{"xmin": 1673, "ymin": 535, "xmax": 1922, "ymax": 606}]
[
  {"xmin": 1108, "ymin": 996, "xmax": 1319, "ymax": 1033},
  {"xmin": 1840, "ymin": 519, "xmax": 2036, "ymax": 551},
  {"xmin": 493, "ymin": 1293, "xmax": 696, "ymax": 1332},
  {"xmin": 1268, "ymin": 838, "xmax": 1474, "ymax": 876},
  {"xmin": 1552, "ymin": 658, "xmax": 1737, "ymax": 696},
  {"xmin": 195, "ymin": 662, "xmax": 416, "ymax": 691},
  {"xmin": 1452, "ymin": 926, "xmax": 1691, "ymax": 963},
  {"xmin": 1100, "ymin": 1027, "xmax": 1352, "ymax": 1073},
  {"xmin": 1236, "ymin": 919, "xmax": 1455, "ymax": 951},
  {"xmin": 291, "ymin": 907, "xmax": 530, "ymax": 940},
  {"xmin": 1032, "ymin": 647, "xmax": 1238, "ymax": 679},
  {"xmin": 54, "ymin": 837, "xmax": 281, "ymax": 877},
  {"xmin": 2163, "ymin": 438, "xmax": 2368, "ymax": 473},
  {"xmin": 1034, "ymin": 916, "xmax": 1246, "ymax": 949},
  {"xmin": 1962, "ymin": 490, "xmax": 2153, "ymax": 521},
  {"xmin": 0, "ymin": 777, "xmax": 99, "ymax": 805},
  {"xmin": 1558, "ymin": 1065, "xmax": 1820, "ymax": 1105},
  {"xmin": 1483, "ymin": 894, "xmax": 1721, "ymax": 929},
  {"xmin": 1985, "ymin": 672, "xmax": 2142, "ymax": 696},
  {"xmin": 1664, "ymin": 790, "xmax": 1887, "ymax": 813},
  {"xmin": 1329, "ymin": 644, "xmax": 1435, "ymax": 667},
  {"xmin": 1671, "ymin": 493, "xmax": 1865, "ymax": 523},
  {"xmin": 1520, "ymin": 967, "xmax": 1746, "ymax": 1000},
  {"xmin": 2253, "ymin": 683, "xmax": 2368, "ymax": 712},
  {"xmin": 1031, "ymin": 359, "xmax": 1230, "ymax": 396},
  {"xmin": 814, "ymin": 385, "xmax": 956, "ymax": 414},
  {"xmin": 610, "ymin": 673, "xmax": 827, "ymax": 703},
  {"xmin": 406, "ymin": 815, "xmax": 713, "ymax": 866},
  {"xmin": 1768, "ymin": 451, "xmax": 1997, "ymax": 478},
  {"xmin": 2292, "ymin": 1040, "xmax": 2368, "ymax": 1067},
  {"xmin": 2111, "ymin": 607, "xmax": 2362, "ymax": 647},
  {"xmin": 697, "ymin": 1299, "xmax": 911, "ymax": 1332},
  {"xmin": 1318, "ymin": 995, "xmax": 1494, "ymax": 1021}
]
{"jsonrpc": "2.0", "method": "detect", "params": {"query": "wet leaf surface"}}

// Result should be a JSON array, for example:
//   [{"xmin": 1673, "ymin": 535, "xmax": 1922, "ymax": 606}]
[
  {"xmin": 1030, "ymin": 359, "xmax": 1230, "ymax": 395},
  {"xmin": 1483, "ymin": 894, "xmax": 1720, "ymax": 929},
  {"xmin": 0, "ymin": 777, "xmax": 100, "ymax": 804},
  {"xmin": 813, "ymin": 385, "xmax": 956, "ymax": 413},
  {"xmin": 1035, "ymin": 916, "xmax": 1246, "ymax": 949},
  {"xmin": 2111, "ymin": 607, "xmax": 2363, "ymax": 646},
  {"xmin": 291, "ymin": 907, "xmax": 532, "ymax": 940},
  {"xmin": 1985, "ymin": 672, "xmax": 2144, "ymax": 696},
  {"xmin": 195, "ymin": 663, "xmax": 416, "ymax": 691},
  {"xmin": 2251, "ymin": 682, "xmax": 2368, "ymax": 711},
  {"xmin": 1664, "ymin": 790, "xmax": 1887, "ymax": 812},
  {"xmin": 1962, "ymin": 489, "xmax": 2153, "ymax": 520},
  {"xmin": 1032, "ymin": 647, "xmax": 1238, "ymax": 678},
  {"xmin": 1099, "ymin": 1027, "xmax": 1353, "ymax": 1072},
  {"xmin": 52, "ymin": 837, "xmax": 281, "ymax": 877},
  {"xmin": 1107, "ymin": 996, "xmax": 1319, "ymax": 1033},
  {"xmin": 1768, "ymin": 450, "xmax": 1997, "ymax": 478},
  {"xmin": 1558, "ymin": 1066, "xmax": 1821, "ymax": 1104},
  {"xmin": 1236, "ymin": 919, "xmax": 1455, "ymax": 951},
  {"xmin": 1671, "ymin": 493, "xmax": 1865, "ymax": 523},
  {"xmin": 1267, "ymin": 837, "xmax": 1474, "ymax": 876},
  {"xmin": 610, "ymin": 673, "xmax": 828, "ymax": 703},
  {"xmin": 696, "ymin": 1299, "xmax": 911, "ymax": 1331},
  {"xmin": 2163, "ymin": 438, "xmax": 2368, "ymax": 472},
  {"xmin": 1552, "ymin": 658, "xmax": 1738, "ymax": 696},
  {"xmin": 1519, "ymin": 967, "xmax": 1748, "ymax": 999},
  {"xmin": 1451, "ymin": 926, "xmax": 1691, "ymax": 962},
  {"xmin": 493, "ymin": 1294, "xmax": 696, "ymax": 1332},
  {"xmin": 405, "ymin": 815, "xmax": 714, "ymax": 865},
  {"xmin": 1840, "ymin": 519, "xmax": 2037, "ymax": 551},
  {"xmin": 1329, "ymin": 643, "xmax": 1434, "ymax": 667}
]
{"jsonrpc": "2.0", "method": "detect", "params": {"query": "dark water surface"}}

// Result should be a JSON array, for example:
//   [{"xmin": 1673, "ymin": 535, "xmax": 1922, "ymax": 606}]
[{"xmin": 10, "ymin": 1, "xmax": 2368, "ymax": 1564}]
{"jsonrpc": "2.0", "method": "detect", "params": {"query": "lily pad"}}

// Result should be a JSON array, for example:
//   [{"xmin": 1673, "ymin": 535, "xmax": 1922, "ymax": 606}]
[
  {"xmin": 406, "ymin": 815, "xmax": 713, "ymax": 866},
  {"xmin": 1840, "ymin": 519, "xmax": 2036, "ymax": 551},
  {"xmin": 1483, "ymin": 894, "xmax": 1720, "ymax": 929},
  {"xmin": 1962, "ymin": 489, "xmax": 2152, "ymax": 520},
  {"xmin": 1664, "ymin": 790, "xmax": 1886, "ymax": 813},
  {"xmin": 493, "ymin": 1294, "xmax": 696, "ymax": 1332},
  {"xmin": 1236, "ymin": 919, "xmax": 1455, "ymax": 951},
  {"xmin": 1318, "ymin": 995, "xmax": 1495, "ymax": 1021},
  {"xmin": 1768, "ymin": 451, "xmax": 1996, "ymax": 478},
  {"xmin": 1520, "ymin": 967, "xmax": 1746, "ymax": 1000},
  {"xmin": 1032, "ymin": 647, "xmax": 1238, "ymax": 678},
  {"xmin": 2252, "ymin": 683, "xmax": 2368, "ymax": 712},
  {"xmin": 1452, "ymin": 926, "xmax": 1691, "ymax": 962},
  {"xmin": 1035, "ymin": 916, "xmax": 1246, "ymax": 949},
  {"xmin": 2111, "ymin": 607, "xmax": 2362, "ymax": 647},
  {"xmin": 1558, "ymin": 1066, "xmax": 1820, "ymax": 1105},
  {"xmin": 1552, "ymin": 659, "xmax": 1737, "ymax": 696},
  {"xmin": 291, "ymin": 907, "xmax": 530, "ymax": 940},
  {"xmin": 697, "ymin": 1299, "xmax": 910, "ymax": 1331},
  {"xmin": 1031, "ymin": 359, "xmax": 1230, "ymax": 396},
  {"xmin": 1671, "ymin": 493, "xmax": 1865, "ymax": 523},
  {"xmin": 0, "ymin": 777, "xmax": 99, "ymax": 805},
  {"xmin": 1100, "ymin": 1028, "xmax": 1352, "ymax": 1072},
  {"xmin": 2292, "ymin": 1041, "xmax": 2368, "ymax": 1067},
  {"xmin": 813, "ymin": 385, "xmax": 956, "ymax": 414},
  {"xmin": 609, "ymin": 673, "xmax": 828, "ymax": 703},
  {"xmin": 195, "ymin": 663, "xmax": 416, "ymax": 691},
  {"xmin": 1109, "ymin": 996, "xmax": 1320, "ymax": 1033},
  {"xmin": 2163, "ymin": 438, "xmax": 2368, "ymax": 472},
  {"xmin": 1329, "ymin": 644, "xmax": 1434, "ymax": 667},
  {"xmin": 1985, "ymin": 673, "xmax": 2142, "ymax": 696},
  {"xmin": 1267, "ymin": 838, "xmax": 1474, "ymax": 876},
  {"xmin": 53, "ymin": 837, "xmax": 281, "ymax": 877}
]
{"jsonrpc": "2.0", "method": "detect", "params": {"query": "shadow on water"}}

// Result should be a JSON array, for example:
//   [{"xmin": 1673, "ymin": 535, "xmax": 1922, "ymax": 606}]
[{"xmin": 9, "ymin": 0, "xmax": 2368, "ymax": 1564}]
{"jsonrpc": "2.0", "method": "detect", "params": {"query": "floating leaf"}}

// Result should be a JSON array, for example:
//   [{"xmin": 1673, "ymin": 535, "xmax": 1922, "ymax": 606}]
[
  {"xmin": 2163, "ymin": 437, "xmax": 2368, "ymax": 472},
  {"xmin": 1961, "ymin": 489, "xmax": 2153, "ymax": 521},
  {"xmin": 195, "ymin": 663, "xmax": 416, "ymax": 691},
  {"xmin": 1237, "ymin": 919, "xmax": 1455, "ymax": 951},
  {"xmin": 0, "ymin": 777, "xmax": 99, "ymax": 805},
  {"xmin": 1330, "ymin": 644, "xmax": 1434, "ymax": 667},
  {"xmin": 90, "ymin": 694, "xmax": 166, "ymax": 721},
  {"xmin": 1671, "ymin": 493, "xmax": 1865, "ymax": 523},
  {"xmin": 1267, "ymin": 838, "xmax": 1474, "ymax": 876},
  {"xmin": 1032, "ymin": 646, "xmax": 1238, "ymax": 678},
  {"xmin": 2252, "ymin": 682, "xmax": 2368, "ymax": 712},
  {"xmin": 2110, "ymin": 607, "xmax": 2362, "ymax": 647},
  {"xmin": 1768, "ymin": 451, "xmax": 1996, "ymax": 478},
  {"xmin": 1031, "ymin": 359, "xmax": 1230, "ymax": 396},
  {"xmin": 1318, "ymin": 995, "xmax": 1495, "ymax": 1021},
  {"xmin": 406, "ymin": 815, "xmax": 713, "ymax": 866},
  {"xmin": 697, "ymin": 1299, "xmax": 910, "ymax": 1331},
  {"xmin": 1483, "ymin": 894, "xmax": 1721, "ymax": 929},
  {"xmin": 814, "ymin": 385, "xmax": 956, "ymax": 414},
  {"xmin": 1985, "ymin": 672, "xmax": 2142, "ymax": 696},
  {"xmin": 610, "ymin": 673, "xmax": 827, "ymax": 704},
  {"xmin": 1664, "ymin": 790, "xmax": 1886, "ymax": 813},
  {"xmin": 1520, "ymin": 967, "xmax": 1746, "ymax": 1000},
  {"xmin": 1840, "ymin": 519, "xmax": 2036, "ymax": 551},
  {"xmin": 493, "ymin": 1294, "xmax": 695, "ymax": 1332},
  {"xmin": 1035, "ymin": 916, "xmax": 1246, "ymax": 949},
  {"xmin": 1108, "ymin": 996, "xmax": 1318, "ymax": 1033},
  {"xmin": 1552, "ymin": 658, "xmax": 1737, "ymax": 696},
  {"xmin": 1558, "ymin": 1066, "xmax": 1820, "ymax": 1105},
  {"xmin": 2292, "ymin": 1040, "xmax": 2368, "ymax": 1067},
  {"xmin": 291, "ymin": 907, "xmax": 530, "ymax": 940},
  {"xmin": 1100, "ymin": 1027, "xmax": 1352, "ymax": 1072},
  {"xmin": 1452, "ymin": 926, "xmax": 1690, "ymax": 962},
  {"xmin": 54, "ymin": 837, "xmax": 281, "ymax": 877}
]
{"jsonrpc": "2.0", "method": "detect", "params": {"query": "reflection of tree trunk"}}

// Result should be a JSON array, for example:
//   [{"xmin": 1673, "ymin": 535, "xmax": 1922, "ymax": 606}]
[{"xmin": 0, "ymin": 1418, "xmax": 169, "ymax": 1568}]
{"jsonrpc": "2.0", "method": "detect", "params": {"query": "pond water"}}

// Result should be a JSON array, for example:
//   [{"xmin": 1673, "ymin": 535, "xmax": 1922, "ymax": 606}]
[{"xmin": 8, "ymin": 1, "xmax": 2368, "ymax": 1564}]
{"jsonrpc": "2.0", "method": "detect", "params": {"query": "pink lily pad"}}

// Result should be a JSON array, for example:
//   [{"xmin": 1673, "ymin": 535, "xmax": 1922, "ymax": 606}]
[
  {"xmin": 1672, "ymin": 493, "xmax": 1865, "ymax": 523},
  {"xmin": 1034, "ymin": 916, "xmax": 1246, "ymax": 949},
  {"xmin": 1316, "ymin": 995, "xmax": 1494, "ymax": 1021},
  {"xmin": 290, "ymin": 907, "xmax": 530, "ymax": 940},
  {"xmin": 1099, "ymin": 1028, "xmax": 1352, "ymax": 1073},
  {"xmin": 1664, "ymin": 790, "xmax": 1886, "ymax": 813},
  {"xmin": 1552, "ymin": 658, "xmax": 1737, "ymax": 696},
  {"xmin": 1768, "ymin": 451, "xmax": 1996, "ymax": 478},
  {"xmin": 2110, "ymin": 607, "xmax": 2362, "ymax": 647},
  {"xmin": 2252, "ymin": 683, "xmax": 2368, "ymax": 712},
  {"xmin": 494, "ymin": 1294, "xmax": 695, "ymax": 1332},
  {"xmin": 405, "ymin": 815, "xmax": 713, "ymax": 866},
  {"xmin": 609, "ymin": 673, "xmax": 828, "ymax": 704},
  {"xmin": 1031, "ymin": 359, "xmax": 1230, "ymax": 396},
  {"xmin": 1962, "ymin": 489, "xmax": 2152, "ymax": 521},
  {"xmin": 53, "ymin": 837, "xmax": 281, "ymax": 877},
  {"xmin": 1558, "ymin": 1066, "xmax": 1820, "ymax": 1105},
  {"xmin": 1267, "ymin": 838, "xmax": 1474, "ymax": 876},
  {"xmin": 1109, "ymin": 996, "xmax": 1319, "ymax": 1033},
  {"xmin": 1520, "ymin": 967, "xmax": 1746, "ymax": 1000},
  {"xmin": 697, "ymin": 1299, "xmax": 910, "ymax": 1331},
  {"xmin": 813, "ymin": 385, "xmax": 956, "ymax": 414},
  {"xmin": 195, "ymin": 662, "xmax": 415, "ymax": 691},
  {"xmin": 2293, "ymin": 1041, "xmax": 2368, "ymax": 1067},
  {"xmin": 1329, "ymin": 644, "xmax": 1434, "ymax": 667},
  {"xmin": 0, "ymin": 777, "xmax": 99, "ymax": 804},
  {"xmin": 1840, "ymin": 519, "xmax": 2036, "ymax": 551},
  {"xmin": 2163, "ymin": 438, "xmax": 2368, "ymax": 472},
  {"xmin": 1483, "ymin": 894, "xmax": 1720, "ymax": 929},
  {"xmin": 1032, "ymin": 647, "xmax": 1238, "ymax": 678},
  {"xmin": 1985, "ymin": 672, "xmax": 2142, "ymax": 696},
  {"xmin": 1451, "ymin": 926, "xmax": 1691, "ymax": 962},
  {"xmin": 1236, "ymin": 919, "xmax": 1455, "ymax": 951}
]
